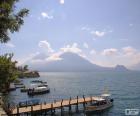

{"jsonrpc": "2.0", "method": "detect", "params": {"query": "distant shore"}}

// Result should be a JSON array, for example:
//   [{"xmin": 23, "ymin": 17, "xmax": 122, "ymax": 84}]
[{"xmin": 18, "ymin": 71, "xmax": 40, "ymax": 78}]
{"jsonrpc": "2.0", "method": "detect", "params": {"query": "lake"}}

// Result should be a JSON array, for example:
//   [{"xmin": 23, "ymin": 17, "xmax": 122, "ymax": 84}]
[{"xmin": 6, "ymin": 72, "xmax": 140, "ymax": 116}]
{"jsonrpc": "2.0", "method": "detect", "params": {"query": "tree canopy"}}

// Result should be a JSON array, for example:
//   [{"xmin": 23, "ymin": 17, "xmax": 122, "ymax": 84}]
[
  {"xmin": 0, "ymin": 53, "xmax": 17, "ymax": 91},
  {"xmin": 0, "ymin": 0, "xmax": 29, "ymax": 92},
  {"xmin": 0, "ymin": 0, "xmax": 29, "ymax": 43}
]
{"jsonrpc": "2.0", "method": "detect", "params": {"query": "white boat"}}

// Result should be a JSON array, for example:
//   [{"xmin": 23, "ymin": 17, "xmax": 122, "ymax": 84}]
[
  {"xmin": 30, "ymin": 80, "xmax": 48, "ymax": 87},
  {"xmin": 9, "ymin": 83, "xmax": 16, "ymax": 91},
  {"xmin": 28, "ymin": 85, "xmax": 50, "ymax": 95},
  {"xmin": 85, "ymin": 94, "xmax": 113, "ymax": 113}
]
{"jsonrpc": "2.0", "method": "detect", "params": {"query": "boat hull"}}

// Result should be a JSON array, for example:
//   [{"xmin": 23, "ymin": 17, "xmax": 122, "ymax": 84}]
[
  {"xmin": 85, "ymin": 102, "xmax": 113, "ymax": 113},
  {"xmin": 27, "ymin": 89, "xmax": 50, "ymax": 96}
]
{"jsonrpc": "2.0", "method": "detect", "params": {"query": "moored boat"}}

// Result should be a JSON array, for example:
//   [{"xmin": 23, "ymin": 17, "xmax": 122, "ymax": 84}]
[
  {"xmin": 8, "ymin": 83, "xmax": 16, "ymax": 91},
  {"xmin": 20, "ymin": 88, "xmax": 29, "ymax": 92},
  {"xmin": 19, "ymin": 99, "xmax": 40, "ymax": 107},
  {"xmin": 27, "ymin": 85, "xmax": 50, "ymax": 96},
  {"xmin": 85, "ymin": 94, "xmax": 114, "ymax": 113}
]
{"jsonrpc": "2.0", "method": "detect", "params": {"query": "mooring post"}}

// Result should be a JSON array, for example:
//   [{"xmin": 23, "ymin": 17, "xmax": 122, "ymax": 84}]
[
  {"xmin": 90, "ymin": 95, "xmax": 92, "ymax": 104},
  {"xmin": 69, "ymin": 97, "xmax": 71, "ymax": 114},
  {"xmin": 76, "ymin": 96, "xmax": 79, "ymax": 113},
  {"xmin": 40, "ymin": 103, "xmax": 42, "ymax": 115},
  {"xmin": 16, "ymin": 105, "xmax": 19, "ymax": 116},
  {"xmin": 61, "ymin": 99, "xmax": 63, "ymax": 116},
  {"xmin": 30, "ymin": 105, "xmax": 32, "ymax": 115},
  {"xmin": 53, "ymin": 101, "xmax": 56, "ymax": 115},
  {"xmin": 40, "ymin": 103, "xmax": 42, "ymax": 110},
  {"xmin": 51, "ymin": 103, "xmax": 53, "ymax": 116},
  {"xmin": 83, "ymin": 95, "xmax": 86, "ymax": 110}
]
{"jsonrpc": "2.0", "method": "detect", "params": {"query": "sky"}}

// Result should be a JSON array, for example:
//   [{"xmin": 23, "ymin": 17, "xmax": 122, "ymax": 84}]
[{"xmin": 1, "ymin": 0, "xmax": 140, "ymax": 69}]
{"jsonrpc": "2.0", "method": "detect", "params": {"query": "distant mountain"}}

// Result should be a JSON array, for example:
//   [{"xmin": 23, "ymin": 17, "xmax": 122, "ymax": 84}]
[
  {"xmin": 114, "ymin": 65, "xmax": 129, "ymax": 71},
  {"xmin": 29, "ymin": 52, "xmax": 130, "ymax": 72}
]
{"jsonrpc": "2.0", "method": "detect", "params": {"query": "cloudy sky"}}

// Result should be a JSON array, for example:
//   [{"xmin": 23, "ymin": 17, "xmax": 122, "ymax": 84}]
[{"xmin": 1, "ymin": 0, "xmax": 140, "ymax": 69}]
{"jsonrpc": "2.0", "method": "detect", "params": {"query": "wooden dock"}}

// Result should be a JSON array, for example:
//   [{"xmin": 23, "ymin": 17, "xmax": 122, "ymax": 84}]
[{"xmin": 7, "ymin": 95, "xmax": 103, "ymax": 115}]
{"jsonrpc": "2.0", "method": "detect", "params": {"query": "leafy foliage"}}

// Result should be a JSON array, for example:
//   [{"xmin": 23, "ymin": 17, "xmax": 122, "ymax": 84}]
[
  {"xmin": 0, "ymin": 53, "xmax": 18, "ymax": 91},
  {"xmin": 0, "ymin": 0, "xmax": 29, "ymax": 92},
  {"xmin": 0, "ymin": 0, "xmax": 29, "ymax": 43}
]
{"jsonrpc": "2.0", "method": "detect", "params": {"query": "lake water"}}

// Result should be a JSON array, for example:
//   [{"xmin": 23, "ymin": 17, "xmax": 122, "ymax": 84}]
[{"xmin": 6, "ymin": 72, "xmax": 140, "ymax": 116}]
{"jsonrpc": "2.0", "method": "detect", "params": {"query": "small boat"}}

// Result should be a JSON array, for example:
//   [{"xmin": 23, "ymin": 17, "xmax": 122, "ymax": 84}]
[
  {"xmin": 85, "ymin": 94, "xmax": 114, "ymax": 113},
  {"xmin": 14, "ymin": 81, "xmax": 25, "ymax": 88},
  {"xmin": 31, "ymin": 80, "xmax": 47, "ymax": 84},
  {"xmin": 8, "ymin": 83, "xmax": 16, "ymax": 91},
  {"xmin": 27, "ymin": 85, "xmax": 50, "ymax": 96},
  {"xmin": 20, "ymin": 88, "xmax": 29, "ymax": 92},
  {"xmin": 31, "ymin": 80, "xmax": 43, "ymax": 83},
  {"xmin": 30, "ymin": 80, "xmax": 48, "ymax": 86},
  {"xmin": 15, "ymin": 84, "xmax": 25, "ymax": 88},
  {"xmin": 19, "ymin": 99, "xmax": 40, "ymax": 107}
]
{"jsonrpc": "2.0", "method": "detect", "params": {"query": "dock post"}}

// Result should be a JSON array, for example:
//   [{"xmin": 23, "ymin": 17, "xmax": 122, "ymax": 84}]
[
  {"xmin": 40, "ymin": 103, "xmax": 42, "ymax": 110},
  {"xmin": 31, "ymin": 105, "xmax": 33, "ymax": 116},
  {"xmin": 90, "ymin": 95, "xmax": 92, "ymax": 104},
  {"xmin": 51, "ymin": 103, "xmax": 53, "ymax": 116},
  {"xmin": 69, "ymin": 97, "xmax": 71, "ymax": 114},
  {"xmin": 40, "ymin": 103, "xmax": 42, "ymax": 115},
  {"xmin": 61, "ymin": 99, "xmax": 63, "ymax": 116},
  {"xmin": 17, "ymin": 105, "xmax": 19, "ymax": 116},
  {"xmin": 44, "ymin": 101, "xmax": 48, "ymax": 115},
  {"xmin": 83, "ymin": 95, "xmax": 86, "ymax": 111},
  {"xmin": 76, "ymin": 96, "xmax": 79, "ymax": 113}
]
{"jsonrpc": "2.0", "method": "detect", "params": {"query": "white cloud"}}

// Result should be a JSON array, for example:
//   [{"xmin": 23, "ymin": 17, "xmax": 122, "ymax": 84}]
[
  {"xmin": 46, "ymin": 52, "xmax": 62, "ymax": 62},
  {"xmin": 5, "ymin": 43, "xmax": 15, "ymax": 48},
  {"xmin": 17, "ymin": 52, "xmax": 40, "ymax": 65},
  {"xmin": 91, "ymin": 31, "xmax": 105, "ymax": 37},
  {"xmin": 90, "ymin": 49, "xmax": 96, "ymax": 55},
  {"xmin": 60, "ymin": 43, "xmax": 82, "ymax": 54},
  {"xmin": 17, "ymin": 37, "xmax": 140, "ymax": 70},
  {"xmin": 122, "ymin": 46, "xmax": 136, "ymax": 55},
  {"xmin": 38, "ymin": 40, "xmax": 54, "ymax": 53},
  {"xmin": 41, "ymin": 12, "xmax": 53, "ymax": 19},
  {"xmin": 59, "ymin": 0, "xmax": 64, "ymax": 4},
  {"xmin": 83, "ymin": 42, "xmax": 89, "ymax": 49},
  {"xmin": 81, "ymin": 27, "xmax": 90, "ymax": 31},
  {"xmin": 89, "ymin": 46, "xmax": 140, "ymax": 68},
  {"xmin": 101, "ymin": 48, "xmax": 118, "ymax": 56}
]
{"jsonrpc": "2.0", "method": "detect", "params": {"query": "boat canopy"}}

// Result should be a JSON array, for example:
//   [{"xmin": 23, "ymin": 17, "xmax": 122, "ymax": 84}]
[
  {"xmin": 35, "ymin": 86, "xmax": 47, "ymax": 90},
  {"xmin": 101, "ymin": 94, "xmax": 111, "ymax": 97},
  {"xmin": 93, "ymin": 97, "xmax": 105, "ymax": 101}
]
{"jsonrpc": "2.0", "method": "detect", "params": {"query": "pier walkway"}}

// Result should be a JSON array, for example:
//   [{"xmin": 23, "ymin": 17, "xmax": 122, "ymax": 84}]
[{"xmin": 7, "ymin": 95, "xmax": 103, "ymax": 115}]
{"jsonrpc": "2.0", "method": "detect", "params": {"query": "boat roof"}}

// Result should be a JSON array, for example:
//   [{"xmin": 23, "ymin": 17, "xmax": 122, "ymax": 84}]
[
  {"xmin": 36, "ymin": 86, "xmax": 47, "ymax": 89},
  {"xmin": 101, "ymin": 94, "xmax": 111, "ymax": 97},
  {"xmin": 93, "ymin": 97, "xmax": 105, "ymax": 101},
  {"xmin": 31, "ymin": 80, "xmax": 43, "ymax": 83}
]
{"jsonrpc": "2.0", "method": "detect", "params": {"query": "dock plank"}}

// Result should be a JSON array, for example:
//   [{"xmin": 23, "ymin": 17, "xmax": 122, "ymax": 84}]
[{"xmin": 11, "ymin": 96, "xmax": 102, "ymax": 115}]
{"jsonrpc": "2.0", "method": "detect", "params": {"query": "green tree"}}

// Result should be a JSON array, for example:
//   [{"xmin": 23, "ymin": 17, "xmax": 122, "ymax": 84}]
[
  {"xmin": 0, "ymin": 0, "xmax": 29, "ymax": 43},
  {"xmin": 23, "ymin": 65, "xmax": 28, "ymax": 71},
  {"xmin": 0, "ymin": 53, "xmax": 18, "ymax": 91},
  {"xmin": 0, "ymin": 0, "xmax": 29, "ymax": 91}
]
